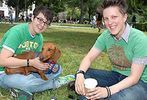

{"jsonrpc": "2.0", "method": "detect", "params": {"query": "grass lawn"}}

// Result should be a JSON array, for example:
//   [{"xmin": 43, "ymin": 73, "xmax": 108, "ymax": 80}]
[{"xmin": 2, "ymin": 23, "xmax": 146, "ymax": 99}]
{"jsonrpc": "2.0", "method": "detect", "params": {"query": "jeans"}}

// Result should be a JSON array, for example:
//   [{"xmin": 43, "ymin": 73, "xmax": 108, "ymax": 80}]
[
  {"xmin": 0, "ymin": 66, "xmax": 62, "ymax": 93},
  {"xmin": 79, "ymin": 68, "xmax": 147, "ymax": 100}
]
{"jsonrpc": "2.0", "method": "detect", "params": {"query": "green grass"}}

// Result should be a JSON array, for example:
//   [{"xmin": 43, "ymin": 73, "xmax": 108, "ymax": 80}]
[
  {"xmin": 0, "ymin": 23, "xmax": 146, "ymax": 99},
  {"xmin": 52, "ymin": 22, "xmax": 91, "ymax": 27},
  {"xmin": 0, "ymin": 23, "xmax": 111, "ymax": 99}
]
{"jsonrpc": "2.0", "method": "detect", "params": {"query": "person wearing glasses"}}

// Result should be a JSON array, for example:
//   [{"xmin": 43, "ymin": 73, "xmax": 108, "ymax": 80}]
[
  {"xmin": 75, "ymin": 0, "xmax": 147, "ymax": 100},
  {"xmin": 0, "ymin": 6, "xmax": 74, "ymax": 95}
]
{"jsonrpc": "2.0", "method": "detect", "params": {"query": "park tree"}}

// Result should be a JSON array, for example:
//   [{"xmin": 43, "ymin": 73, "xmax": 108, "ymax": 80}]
[
  {"xmin": 65, "ymin": 0, "xmax": 80, "ymax": 22},
  {"xmin": 85, "ymin": 0, "xmax": 102, "ymax": 23},
  {"xmin": 66, "ymin": 0, "xmax": 87, "ymax": 24},
  {"xmin": 31, "ymin": 0, "xmax": 66, "ymax": 15},
  {"xmin": 5, "ymin": 0, "xmax": 147, "ymax": 23},
  {"xmin": 66, "ymin": 0, "xmax": 102, "ymax": 24},
  {"xmin": 47, "ymin": 0, "xmax": 66, "ymax": 15},
  {"xmin": 127, "ymin": 0, "xmax": 144, "ymax": 14},
  {"xmin": 126, "ymin": 0, "xmax": 147, "ymax": 22},
  {"xmin": 143, "ymin": 0, "xmax": 147, "ymax": 5}
]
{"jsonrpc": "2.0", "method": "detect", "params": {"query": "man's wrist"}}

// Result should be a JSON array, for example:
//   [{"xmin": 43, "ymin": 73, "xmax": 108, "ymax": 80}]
[
  {"xmin": 27, "ymin": 59, "xmax": 29, "ymax": 67},
  {"xmin": 76, "ymin": 70, "xmax": 85, "ymax": 75},
  {"xmin": 104, "ymin": 86, "xmax": 111, "ymax": 99}
]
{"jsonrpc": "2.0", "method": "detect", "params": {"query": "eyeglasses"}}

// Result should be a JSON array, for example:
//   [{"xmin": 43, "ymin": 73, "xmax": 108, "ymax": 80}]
[{"xmin": 36, "ymin": 17, "xmax": 50, "ymax": 26}]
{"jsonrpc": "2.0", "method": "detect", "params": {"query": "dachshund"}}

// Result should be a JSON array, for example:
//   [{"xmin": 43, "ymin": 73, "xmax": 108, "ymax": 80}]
[{"xmin": 5, "ymin": 42, "xmax": 61, "ymax": 80}]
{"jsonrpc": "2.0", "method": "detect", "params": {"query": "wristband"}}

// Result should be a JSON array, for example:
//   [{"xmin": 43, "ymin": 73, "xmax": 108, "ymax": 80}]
[
  {"xmin": 76, "ymin": 70, "xmax": 85, "ymax": 75},
  {"xmin": 27, "ymin": 59, "xmax": 29, "ymax": 67},
  {"xmin": 105, "ymin": 86, "xmax": 111, "ymax": 99}
]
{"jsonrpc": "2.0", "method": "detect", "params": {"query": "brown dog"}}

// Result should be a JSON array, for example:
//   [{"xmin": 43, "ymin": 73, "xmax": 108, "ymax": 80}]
[{"xmin": 5, "ymin": 42, "xmax": 61, "ymax": 80}]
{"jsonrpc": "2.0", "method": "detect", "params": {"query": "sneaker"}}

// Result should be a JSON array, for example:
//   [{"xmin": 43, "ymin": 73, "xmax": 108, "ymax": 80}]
[
  {"xmin": 10, "ymin": 88, "xmax": 33, "ymax": 100},
  {"xmin": 50, "ymin": 96, "xmax": 57, "ymax": 100},
  {"xmin": 68, "ymin": 81, "xmax": 75, "ymax": 91},
  {"xmin": 56, "ymin": 75, "xmax": 75, "ymax": 88}
]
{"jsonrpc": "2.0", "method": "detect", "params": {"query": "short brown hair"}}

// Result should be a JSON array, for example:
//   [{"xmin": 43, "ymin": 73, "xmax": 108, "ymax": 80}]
[
  {"xmin": 101, "ymin": 0, "xmax": 128, "ymax": 15},
  {"xmin": 33, "ymin": 6, "xmax": 53, "ymax": 25}
]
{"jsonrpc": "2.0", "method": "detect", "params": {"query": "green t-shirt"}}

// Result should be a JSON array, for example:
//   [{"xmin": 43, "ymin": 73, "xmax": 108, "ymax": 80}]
[
  {"xmin": 0, "ymin": 23, "xmax": 43, "ymax": 71},
  {"xmin": 94, "ymin": 26, "xmax": 147, "ymax": 82}
]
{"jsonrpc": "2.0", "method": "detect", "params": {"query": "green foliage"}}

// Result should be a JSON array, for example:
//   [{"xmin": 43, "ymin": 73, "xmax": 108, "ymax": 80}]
[
  {"xmin": 66, "ymin": 7, "xmax": 81, "ymax": 20},
  {"xmin": 133, "ymin": 23, "xmax": 147, "ymax": 32},
  {"xmin": 64, "ymin": 0, "xmax": 102, "ymax": 23},
  {"xmin": 5, "ymin": 0, "xmax": 147, "ymax": 24},
  {"xmin": 126, "ymin": 0, "xmax": 147, "ymax": 20},
  {"xmin": 85, "ymin": 0, "xmax": 102, "ymax": 17},
  {"xmin": 33, "ymin": 0, "xmax": 67, "ymax": 15}
]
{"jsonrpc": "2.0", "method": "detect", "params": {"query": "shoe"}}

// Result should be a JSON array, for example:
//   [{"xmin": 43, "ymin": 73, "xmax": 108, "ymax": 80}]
[
  {"xmin": 68, "ymin": 81, "xmax": 75, "ymax": 91},
  {"xmin": 56, "ymin": 75, "xmax": 75, "ymax": 88},
  {"xmin": 50, "ymin": 96, "xmax": 57, "ymax": 100},
  {"xmin": 10, "ymin": 88, "xmax": 33, "ymax": 100}
]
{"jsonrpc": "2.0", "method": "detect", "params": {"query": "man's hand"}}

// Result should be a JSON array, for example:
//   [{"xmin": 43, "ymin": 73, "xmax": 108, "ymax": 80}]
[
  {"xmin": 75, "ymin": 74, "xmax": 86, "ymax": 96},
  {"xmin": 30, "ymin": 57, "xmax": 49, "ymax": 70},
  {"xmin": 86, "ymin": 87, "xmax": 108, "ymax": 99}
]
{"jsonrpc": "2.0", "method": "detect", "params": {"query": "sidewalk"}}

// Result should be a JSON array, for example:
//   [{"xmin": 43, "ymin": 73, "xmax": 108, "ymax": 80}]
[{"xmin": 50, "ymin": 24, "xmax": 91, "ymax": 29}]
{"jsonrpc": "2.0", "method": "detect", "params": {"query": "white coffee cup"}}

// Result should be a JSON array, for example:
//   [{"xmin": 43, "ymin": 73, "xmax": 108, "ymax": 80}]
[
  {"xmin": 84, "ymin": 78, "xmax": 98, "ymax": 99},
  {"xmin": 84, "ymin": 78, "xmax": 98, "ymax": 90}
]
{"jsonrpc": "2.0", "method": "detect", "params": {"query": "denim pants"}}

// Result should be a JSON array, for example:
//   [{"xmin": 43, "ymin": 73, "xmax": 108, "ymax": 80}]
[
  {"xmin": 0, "ymin": 66, "xmax": 62, "ymax": 93},
  {"xmin": 79, "ymin": 68, "xmax": 147, "ymax": 100}
]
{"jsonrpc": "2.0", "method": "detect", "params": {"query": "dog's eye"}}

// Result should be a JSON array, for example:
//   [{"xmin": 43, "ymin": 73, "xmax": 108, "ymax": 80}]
[
  {"xmin": 42, "ymin": 48, "xmax": 44, "ymax": 51},
  {"xmin": 48, "ymin": 48, "xmax": 52, "ymax": 51}
]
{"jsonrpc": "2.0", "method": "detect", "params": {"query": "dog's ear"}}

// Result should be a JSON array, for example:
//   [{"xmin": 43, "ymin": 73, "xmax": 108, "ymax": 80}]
[{"xmin": 51, "ymin": 47, "xmax": 61, "ymax": 63}]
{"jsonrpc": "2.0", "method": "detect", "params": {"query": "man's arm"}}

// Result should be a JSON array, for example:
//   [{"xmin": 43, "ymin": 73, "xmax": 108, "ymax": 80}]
[
  {"xmin": 75, "ymin": 47, "xmax": 102, "ymax": 95},
  {"xmin": 109, "ymin": 63, "xmax": 145, "ymax": 95}
]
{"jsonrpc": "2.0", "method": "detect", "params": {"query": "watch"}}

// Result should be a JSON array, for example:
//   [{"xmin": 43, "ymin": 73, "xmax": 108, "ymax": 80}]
[{"xmin": 76, "ymin": 70, "xmax": 85, "ymax": 75}]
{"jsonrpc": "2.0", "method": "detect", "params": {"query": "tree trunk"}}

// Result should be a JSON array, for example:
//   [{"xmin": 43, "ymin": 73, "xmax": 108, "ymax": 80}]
[
  {"xmin": 88, "ymin": 8, "xmax": 91, "ymax": 24},
  {"xmin": 15, "ymin": 5, "xmax": 19, "ymax": 22},
  {"xmin": 15, "ymin": 0, "xmax": 20, "ymax": 22},
  {"xmin": 79, "ymin": 0, "xmax": 84, "ymax": 24}
]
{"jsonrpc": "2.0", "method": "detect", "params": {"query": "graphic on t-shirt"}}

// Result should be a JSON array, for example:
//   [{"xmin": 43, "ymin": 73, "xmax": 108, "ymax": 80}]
[
  {"xmin": 108, "ymin": 45, "xmax": 131, "ymax": 70},
  {"xmin": 18, "ymin": 41, "xmax": 39, "ymax": 52}
]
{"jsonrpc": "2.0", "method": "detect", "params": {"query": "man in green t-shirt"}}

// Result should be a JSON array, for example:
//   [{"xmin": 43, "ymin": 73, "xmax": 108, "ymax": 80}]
[
  {"xmin": 0, "ymin": 6, "xmax": 75, "ymax": 95},
  {"xmin": 75, "ymin": 0, "xmax": 147, "ymax": 100}
]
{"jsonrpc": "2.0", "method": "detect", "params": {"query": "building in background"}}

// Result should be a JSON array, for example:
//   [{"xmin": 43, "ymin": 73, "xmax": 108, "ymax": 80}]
[
  {"xmin": 0, "ymin": 0, "xmax": 11, "ymax": 18},
  {"xmin": 0, "ymin": 0, "xmax": 35, "ymax": 22}
]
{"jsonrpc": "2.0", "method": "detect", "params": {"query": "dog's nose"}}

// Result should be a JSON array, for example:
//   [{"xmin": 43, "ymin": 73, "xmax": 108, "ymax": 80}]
[{"xmin": 39, "ymin": 55, "xmax": 45, "ymax": 61}]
